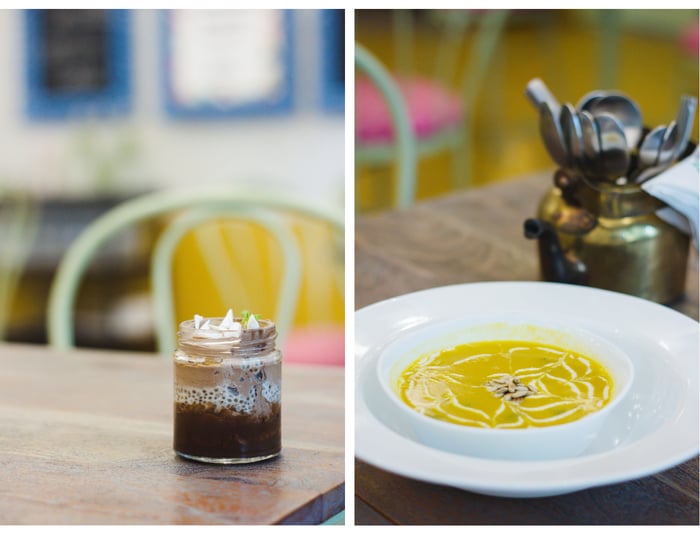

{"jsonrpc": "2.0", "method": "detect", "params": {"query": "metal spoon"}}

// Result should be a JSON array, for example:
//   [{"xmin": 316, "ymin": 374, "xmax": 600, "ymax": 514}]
[
  {"xmin": 656, "ymin": 120, "xmax": 678, "ymax": 167},
  {"xmin": 595, "ymin": 112, "xmax": 630, "ymax": 181},
  {"xmin": 579, "ymin": 110, "xmax": 602, "ymax": 176},
  {"xmin": 634, "ymin": 162, "xmax": 671, "ymax": 184},
  {"xmin": 576, "ymin": 89, "xmax": 607, "ymax": 111},
  {"xmin": 634, "ymin": 98, "xmax": 697, "ymax": 184},
  {"xmin": 585, "ymin": 93, "xmax": 643, "ymax": 151},
  {"xmin": 539, "ymin": 101, "xmax": 569, "ymax": 169},
  {"xmin": 670, "ymin": 95, "xmax": 698, "ymax": 162},
  {"xmin": 630, "ymin": 125, "xmax": 669, "ymax": 182},
  {"xmin": 525, "ymin": 78, "xmax": 560, "ymax": 115},
  {"xmin": 560, "ymin": 103, "xmax": 584, "ymax": 171},
  {"xmin": 638, "ymin": 125, "xmax": 667, "ymax": 168}
]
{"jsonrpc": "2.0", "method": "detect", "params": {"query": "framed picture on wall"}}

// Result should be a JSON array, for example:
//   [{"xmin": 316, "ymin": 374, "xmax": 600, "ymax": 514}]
[
  {"xmin": 319, "ymin": 9, "xmax": 344, "ymax": 112},
  {"xmin": 161, "ymin": 9, "xmax": 295, "ymax": 119},
  {"xmin": 24, "ymin": 9, "xmax": 131, "ymax": 120}
]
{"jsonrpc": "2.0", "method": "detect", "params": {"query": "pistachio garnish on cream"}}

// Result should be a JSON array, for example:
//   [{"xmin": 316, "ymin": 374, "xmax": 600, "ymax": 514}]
[{"xmin": 241, "ymin": 310, "xmax": 262, "ymax": 329}]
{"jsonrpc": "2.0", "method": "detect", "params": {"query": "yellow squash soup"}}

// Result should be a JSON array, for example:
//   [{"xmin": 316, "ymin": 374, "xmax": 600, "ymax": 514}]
[{"xmin": 397, "ymin": 340, "xmax": 614, "ymax": 429}]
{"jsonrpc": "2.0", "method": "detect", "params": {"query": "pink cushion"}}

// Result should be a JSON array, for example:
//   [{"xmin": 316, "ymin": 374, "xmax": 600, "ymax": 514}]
[
  {"xmin": 356, "ymin": 75, "xmax": 464, "ymax": 143},
  {"xmin": 282, "ymin": 325, "xmax": 344, "ymax": 367},
  {"xmin": 679, "ymin": 23, "xmax": 699, "ymax": 58}
]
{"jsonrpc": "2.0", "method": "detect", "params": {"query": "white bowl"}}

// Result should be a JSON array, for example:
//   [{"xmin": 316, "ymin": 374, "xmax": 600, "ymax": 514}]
[{"xmin": 376, "ymin": 314, "xmax": 634, "ymax": 461}]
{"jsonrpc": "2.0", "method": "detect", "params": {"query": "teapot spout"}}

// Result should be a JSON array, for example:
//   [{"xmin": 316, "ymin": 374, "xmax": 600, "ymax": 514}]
[{"xmin": 524, "ymin": 218, "xmax": 588, "ymax": 285}]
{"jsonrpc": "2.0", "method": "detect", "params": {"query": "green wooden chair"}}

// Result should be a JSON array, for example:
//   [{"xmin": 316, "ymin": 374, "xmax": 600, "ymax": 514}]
[
  {"xmin": 355, "ymin": 10, "xmax": 508, "ymax": 200},
  {"xmin": 151, "ymin": 206, "xmax": 302, "ymax": 355},
  {"xmin": 355, "ymin": 42, "xmax": 417, "ymax": 208},
  {"xmin": 47, "ymin": 188, "xmax": 343, "ymax": 354}
]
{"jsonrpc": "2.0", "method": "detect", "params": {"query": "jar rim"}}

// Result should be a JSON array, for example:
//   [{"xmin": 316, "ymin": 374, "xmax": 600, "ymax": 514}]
[
  {"xmin": 178, "ymin": 317, "xmax": 275, "ymax": 337},
  {"xmin": 176, "ymin": 317, "xmax": 277, "ymax": 357}
]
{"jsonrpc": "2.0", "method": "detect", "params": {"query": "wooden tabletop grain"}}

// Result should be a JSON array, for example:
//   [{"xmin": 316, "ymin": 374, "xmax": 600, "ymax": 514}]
[
  {"xmin": 355, "ymin": 171, "xmax": 699, "ymax": 525},
  {"xmin": 0, "ymin": 344, "xmax": 344, "ymax": 525}
]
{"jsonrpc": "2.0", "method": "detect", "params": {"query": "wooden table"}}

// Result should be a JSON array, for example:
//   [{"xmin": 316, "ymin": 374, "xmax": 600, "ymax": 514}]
[
  {"xmin": 0, "ymin": 344, "xmax": 344, "ymax": 525},
  {"xmin": 355, "ymin": 171, "xmax": 699, "ymax": 525}
]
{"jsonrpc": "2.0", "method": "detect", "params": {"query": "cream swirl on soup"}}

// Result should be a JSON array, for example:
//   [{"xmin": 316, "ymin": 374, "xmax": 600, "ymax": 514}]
[{"xmin": 398, "ymin": 340, "xmax": 613, "ymax": 429}]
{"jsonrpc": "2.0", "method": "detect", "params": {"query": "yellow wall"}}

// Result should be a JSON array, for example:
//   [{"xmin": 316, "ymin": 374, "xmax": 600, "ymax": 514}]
[{"xmin": 171, "ymin": 218, "xmax": 344, "ymax": 328}]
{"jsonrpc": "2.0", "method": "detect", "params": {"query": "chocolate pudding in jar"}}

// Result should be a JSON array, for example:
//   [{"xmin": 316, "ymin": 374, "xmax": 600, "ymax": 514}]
[{"xmin": 173, "ymin": 311, "xmax": 281, "ymax": 464}]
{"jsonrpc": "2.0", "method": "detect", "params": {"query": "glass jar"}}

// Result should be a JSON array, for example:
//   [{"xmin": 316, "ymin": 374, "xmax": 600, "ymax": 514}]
[{"xmin": 173, "ymin": 317, "xmax": 282, "ymax": 464}]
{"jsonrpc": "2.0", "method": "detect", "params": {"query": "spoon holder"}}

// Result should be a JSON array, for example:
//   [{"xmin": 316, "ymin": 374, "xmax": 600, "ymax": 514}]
[{"xmin": 526, "ymin": 169, "xmax": 690, "ymax": 304}]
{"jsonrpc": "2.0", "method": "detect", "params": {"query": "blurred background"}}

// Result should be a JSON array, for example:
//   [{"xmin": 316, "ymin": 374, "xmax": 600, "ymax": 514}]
[
  {"xmin": 0, "ymin": 9, "xmax": 345, "ymax": 360},
  {"xmin": 355, "ymin": 9, "xmax": 699, "ymax": 212}
]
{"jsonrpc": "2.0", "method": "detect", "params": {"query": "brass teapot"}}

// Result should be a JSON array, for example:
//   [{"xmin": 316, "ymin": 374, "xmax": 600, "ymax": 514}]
[{"xmin": 524, "ymin": 169, "xmax": 690, "ymax": 304}]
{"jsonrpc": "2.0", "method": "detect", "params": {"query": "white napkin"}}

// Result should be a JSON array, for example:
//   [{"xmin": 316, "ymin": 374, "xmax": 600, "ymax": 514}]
[{"xmin": 641, "ymin": 147, "xmax": 699, "ymax": 250}]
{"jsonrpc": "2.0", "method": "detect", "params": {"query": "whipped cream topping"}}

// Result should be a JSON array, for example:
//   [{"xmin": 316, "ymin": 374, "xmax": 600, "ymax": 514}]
[
  {"xmin": 246, "ymin": 314, "xmax": 259, "ymax": 329},
  {"xmin": 219, "ymin": 308, "xmax": 236, "ymax": 329},
  {"xmin": 191, "ymin": 308, "xmax": 264, "ymax": 339}
]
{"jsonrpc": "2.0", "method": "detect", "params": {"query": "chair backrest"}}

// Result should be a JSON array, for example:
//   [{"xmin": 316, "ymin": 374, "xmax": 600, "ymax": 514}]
[
  {"xmin": 47, "ymin": 188, "xmax": 344, "ymax": 353},
  {"xmin": 151, "ymin": 207, "xmax": 302, "ymax": 355},
  {"xmin": 393, "ymin": 9, "xmax": 508, "ymax": 106},
  {"xmin": 151, "ymin": 206, "xmax": 301, "ymax": 355},
  {"xmin": 355, "ymin": 43, "xmax": 417, "ymax": 208}
]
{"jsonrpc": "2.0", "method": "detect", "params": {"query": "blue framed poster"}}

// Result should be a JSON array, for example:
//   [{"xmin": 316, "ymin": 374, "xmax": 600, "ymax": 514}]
[
  {"xmin": 24, "ymin": 9, "xmax": 131, "ymax": 120},
  {"xmin": 319, "ymin": 9, "xmax": 344, "ymax": 113},
  {"xmin": 161, "ymin": 9, "xmax": 295, "ymax": 119}
]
